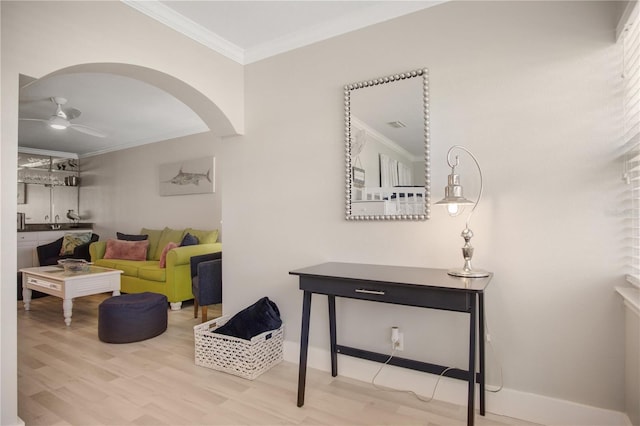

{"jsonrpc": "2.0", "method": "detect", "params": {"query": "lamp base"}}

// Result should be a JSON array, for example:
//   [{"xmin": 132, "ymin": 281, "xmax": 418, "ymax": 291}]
[{"xmin": 447, "ymin": 268, "xmax": 490, "ymax": 278}]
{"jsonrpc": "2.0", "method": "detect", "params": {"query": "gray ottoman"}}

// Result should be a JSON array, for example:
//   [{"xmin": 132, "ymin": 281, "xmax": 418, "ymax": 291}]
[{"xmin": 98, "ymin": 292, "xmax": 168, "ymax": 343}]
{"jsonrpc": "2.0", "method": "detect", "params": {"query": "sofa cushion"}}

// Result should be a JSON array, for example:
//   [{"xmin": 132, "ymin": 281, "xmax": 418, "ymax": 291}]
[
  {"xmin": 180, "ymin": 232, "xmax": 199, "ymax": 247},
  {"xmin": 111, "ymin": 261, "xmax": 141, "ymax": 277},
  {"xmin": 94, "ymin": 259, "xmax": 158, "ymax": 277},
  {"xmin": 116, "ymin": 232, "xmax": 148, "ymax": 241},
  {"xmin": 140, "ymin": 228, "xmax": 164, "ymax": 260},
  {"xmin": 59, "ymin": 232, "xmax": 93, "ymax": 256},
  {"xmin": 104, "ymin": 239, "xmax": 149, "ymax": 261},
  {"xmin": 94, "ymin": 258, "xmax": 120, "ymax": 269},
  {"xmin": 159, "ymin": 242, "xmax": 179, "ymax": 268},
  {"xmin": 184, "ymin": 228, "xmax": 218, "ymax": 244},
  {"xmin": 153, "ymin": 228, "xmax": 185, "ymax": 260},
  {"xmin": 138, "ymin": 264, "xmax": 167, "ymax": 282}
]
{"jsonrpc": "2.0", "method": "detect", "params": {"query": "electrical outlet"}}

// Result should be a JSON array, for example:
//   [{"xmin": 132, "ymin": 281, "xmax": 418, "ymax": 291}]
[
  {"xmin": 391, "ymin": 326, "xmax": 399, "ymax": 343},
  {"xmin": 395, "ymin": 332, "xmax": 404, "ymax": 351},
  {"xmin": 390, "ymin": 327, "xmax": 404, "ymax": 351}
]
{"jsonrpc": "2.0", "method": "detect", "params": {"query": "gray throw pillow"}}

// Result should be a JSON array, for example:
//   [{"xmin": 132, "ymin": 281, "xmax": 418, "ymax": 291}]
[
  {"xmin": 116, "ymin": 232, "xmax": 149, "ymax": 241},
  {"xmin": 180, "ymin": 233, "xmax": 199, "ymax": 246}
]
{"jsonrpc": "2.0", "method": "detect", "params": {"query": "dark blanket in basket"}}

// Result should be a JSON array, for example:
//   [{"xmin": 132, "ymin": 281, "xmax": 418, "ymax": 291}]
[{"xmin": 214, "ymin": 297, "xmax": 282, "ymax": 340}]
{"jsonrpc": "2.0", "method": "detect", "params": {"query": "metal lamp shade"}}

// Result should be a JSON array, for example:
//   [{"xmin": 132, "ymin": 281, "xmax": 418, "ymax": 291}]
[{"xmin": 434, "ymin": 171, "xmax": 474, "ymax": 215}]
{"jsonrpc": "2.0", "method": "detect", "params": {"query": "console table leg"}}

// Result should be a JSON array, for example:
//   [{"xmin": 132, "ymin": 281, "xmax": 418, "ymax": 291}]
[
  {"xmin": 297, "ymin": 291, "xmax": 312, "ymax": 407},
  {"xmin": 328, "ymin": 295, "xmax": 337, "ymax": 377},
  {"xmin": 467, "ymin": 300, "xmax": 476, "ymax": 426}
]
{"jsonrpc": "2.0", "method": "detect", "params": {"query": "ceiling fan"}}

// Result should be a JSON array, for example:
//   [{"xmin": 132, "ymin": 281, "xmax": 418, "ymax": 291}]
[{"xmin": 19, "ymin": 97, "xmax": 106, "ymax": 138}]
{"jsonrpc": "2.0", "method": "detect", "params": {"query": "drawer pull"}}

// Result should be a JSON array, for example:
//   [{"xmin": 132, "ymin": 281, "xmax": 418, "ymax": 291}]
[{"xmin": 355, "ymin": 289, "xmax": 385, "ymax": 295}]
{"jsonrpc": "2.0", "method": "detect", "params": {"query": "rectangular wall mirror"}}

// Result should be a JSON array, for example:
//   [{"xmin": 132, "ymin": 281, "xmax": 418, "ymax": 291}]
[{"xmin": 345, "ymin": 68, "xmax": 429, "ymax": 220}]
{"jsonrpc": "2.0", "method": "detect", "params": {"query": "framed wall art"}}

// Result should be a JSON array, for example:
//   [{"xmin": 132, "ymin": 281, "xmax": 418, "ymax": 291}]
[
  {"xmin": 159, "ymin": 157, "xmax": 215, "ymax": 196},
  {"xmin": 352, "ymin": 167, "xmax": 365, "ymax": 188}
]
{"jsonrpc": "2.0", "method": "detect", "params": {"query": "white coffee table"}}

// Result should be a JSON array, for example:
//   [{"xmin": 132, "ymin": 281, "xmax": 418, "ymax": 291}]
[{"xmin": 20, "ymin": 265, "xmax": 122, "ymax": 326}]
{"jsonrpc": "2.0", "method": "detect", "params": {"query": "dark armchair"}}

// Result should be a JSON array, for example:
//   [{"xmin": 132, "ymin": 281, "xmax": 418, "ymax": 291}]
[
  {"xmin": 190, "ymin": 251, "xmax": 222, "ymax": 323},
  {"xmin": 36, "ymin": 234, "xmax": 99, "ymax": 266}
]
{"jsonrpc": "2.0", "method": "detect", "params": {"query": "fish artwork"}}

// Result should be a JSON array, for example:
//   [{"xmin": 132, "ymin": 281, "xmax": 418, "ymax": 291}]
[{"xmin": 167, "ymin": 166, "xmax": 212, "ymax": 186}]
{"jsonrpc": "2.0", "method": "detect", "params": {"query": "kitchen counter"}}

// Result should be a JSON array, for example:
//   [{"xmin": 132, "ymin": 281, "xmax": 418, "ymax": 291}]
[{"xmin": 19, "ymin": 223, "xmax": 93, "ymax": 232}]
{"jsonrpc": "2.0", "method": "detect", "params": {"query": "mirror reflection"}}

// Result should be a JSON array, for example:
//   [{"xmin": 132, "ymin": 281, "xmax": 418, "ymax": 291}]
[
  {"xmin": 345, "ymin": 69, "xmax": 429, "ymax": 220},
  {"xmin": 17, "ymin": 152, "xmax": 80, "ymax": 227}
]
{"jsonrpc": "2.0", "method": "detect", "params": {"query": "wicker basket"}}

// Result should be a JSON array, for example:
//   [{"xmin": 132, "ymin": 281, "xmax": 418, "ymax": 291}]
[{"xmin": 194, "ymin": 315, "xmax": 283, "ymax": 380}]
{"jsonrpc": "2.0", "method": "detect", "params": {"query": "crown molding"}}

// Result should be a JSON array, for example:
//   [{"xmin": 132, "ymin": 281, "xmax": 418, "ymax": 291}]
[
  {"xmin": 18, "ymin": 147, "xmax": 79, "ymax": 160},
  {"xmin": 122, "ymin": 0, "xmax": 246, "ymax": 64},
  {"xmin": 123, "ymin": 1, "xmax": 445, "ymax": 65},
  {"xmin": 244, "ymin": 1, "xmax": 444, "ymax": 64},
  {"xmin": 80, "ymin": 124, "xmax": 209, "ymax": 158}
]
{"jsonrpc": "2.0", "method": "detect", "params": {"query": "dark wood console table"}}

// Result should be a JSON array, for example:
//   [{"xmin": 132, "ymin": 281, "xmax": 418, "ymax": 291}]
[{"xmin": 289, "ymin": 262, "xmax": 492, "ymax": 426}]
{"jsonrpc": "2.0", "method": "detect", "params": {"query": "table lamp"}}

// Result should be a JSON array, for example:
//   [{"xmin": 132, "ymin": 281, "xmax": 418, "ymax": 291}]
[{"xmin": 435, "ymin": 145, "xmax": 490, "ymax": 278}]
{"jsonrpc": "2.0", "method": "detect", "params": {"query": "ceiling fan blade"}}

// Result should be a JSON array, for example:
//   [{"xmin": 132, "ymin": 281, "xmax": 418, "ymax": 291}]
[
  {"xmin": 19, "ymin": 97, "xmax": 52, "ymax": 104},
  {"xmin": 19, "ymin": 118, "xmax": 48, "ymax": 123},
  {"xmin": 65, "ymin": 107, "xmax": 81, "ymax": 120},
  {"xmin": 69, "ymin": 124, "xmax": 106, "ymax": 138}
]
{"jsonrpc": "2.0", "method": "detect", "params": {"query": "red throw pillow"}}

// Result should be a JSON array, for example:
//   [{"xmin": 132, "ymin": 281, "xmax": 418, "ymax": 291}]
[
  {"xmin": 159, "ymin": 242, "xmax": 179, "ymax": 268},
  {"xmin": 104, "ymin": 239, "xmax": 149, "ymax": 261}
]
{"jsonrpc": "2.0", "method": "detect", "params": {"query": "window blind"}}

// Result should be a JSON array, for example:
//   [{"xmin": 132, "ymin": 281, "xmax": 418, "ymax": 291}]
[
  {"xmin": 624, "ymin": 145, "xmax": 640, "ymax": 286},
  {"xmin": 620, "ymin": 1, "xmax": 640, "ymax": 286}
]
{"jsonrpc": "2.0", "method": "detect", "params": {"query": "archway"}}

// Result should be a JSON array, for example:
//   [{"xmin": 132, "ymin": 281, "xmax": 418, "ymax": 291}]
[
  {"xmin": 27, "ymin": 62, "xmax": 239, "ymax": 139},
  {"xmin": 5, "ymin": 61, "xmax": 238, "ymax": 425}
]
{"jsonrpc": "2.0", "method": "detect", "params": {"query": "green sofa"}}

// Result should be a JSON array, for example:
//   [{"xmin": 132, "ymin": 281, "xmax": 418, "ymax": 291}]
[{"xmin": 90, "ymin": 227, "xmax": 222, "ymax": 310}]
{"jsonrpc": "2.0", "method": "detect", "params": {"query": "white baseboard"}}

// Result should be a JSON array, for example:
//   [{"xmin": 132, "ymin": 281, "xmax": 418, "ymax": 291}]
[
  {"xmin": 485, "ymin": 387, "xmax": 629, "ymax": 426},
  {"xmin": 283, "ymin": 341, "xmax": 628, "ymax": 426}
]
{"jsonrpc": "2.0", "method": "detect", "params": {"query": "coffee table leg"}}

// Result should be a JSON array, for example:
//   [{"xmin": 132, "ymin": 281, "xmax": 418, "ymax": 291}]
[
  {"xmin": 63, "ymin": 298, "xmax": 73, "ymax": 326},
  {"xmin": 23, "ymin": 286, "xmax": 32, "ymax": 311}
]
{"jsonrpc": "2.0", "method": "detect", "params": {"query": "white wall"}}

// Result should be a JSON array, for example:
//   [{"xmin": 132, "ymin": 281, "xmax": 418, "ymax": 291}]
[
  {"xmin": 221, "ymin": 0, "xmax": 627, "ymax": 421},
  {"xmin": 0, "ymin": 2, "xmax": 242, "ymax": 425},
  {"xmin": 80, "ymin": 132, "xmax": 223, "ymax": 239},
  {"xmin": 624, "ymin": 305, "xmax": 640, "ymax": 425}
]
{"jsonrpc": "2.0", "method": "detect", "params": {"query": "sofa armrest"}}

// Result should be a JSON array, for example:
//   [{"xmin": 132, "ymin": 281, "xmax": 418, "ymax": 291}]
[
  {"xmin": 90, "ymin": 241, "xmax": 107, "ymax": 261},
  {"xmin": 73, "ymin": 234, "xmax": 99, "ymax": 262},
  {"xmin": 193, "ymin": 259, "xmax": 222, "ymax": 305},
  {"xmin": 190, "ymin": 252, "xmax": 222, "ymax": 279},
  {"xmin": 73, "ymin": 241, "xmax": 93, "ymax": 262},
  {"xmin": 166, "ymin": 243, "xmax": 222, "ymax": 268},
  {"xmin": 36, "ymin": 237, "xmax": 63, "ymax": 265}
]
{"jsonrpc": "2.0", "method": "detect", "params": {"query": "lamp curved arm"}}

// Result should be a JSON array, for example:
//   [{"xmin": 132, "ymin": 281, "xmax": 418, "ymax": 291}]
[{"xmin": 446, "ymin": 145, "xmax": 483, "ymax": 228}]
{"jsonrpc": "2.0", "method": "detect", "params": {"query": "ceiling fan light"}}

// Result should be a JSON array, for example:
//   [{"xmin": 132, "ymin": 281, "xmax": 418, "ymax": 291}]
[{"xmin": 49, "ymin": 116, "xmax": 69, "ymax": 130}]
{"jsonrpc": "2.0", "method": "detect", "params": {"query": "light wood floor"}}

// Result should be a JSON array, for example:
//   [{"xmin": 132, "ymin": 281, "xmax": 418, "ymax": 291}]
[{"xmin": 17, "ymin": 293, "xmax": 541, "ymax": 426}]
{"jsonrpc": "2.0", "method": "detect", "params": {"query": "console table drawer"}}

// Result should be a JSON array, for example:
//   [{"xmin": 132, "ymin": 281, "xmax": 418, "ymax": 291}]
[{"xmin": 300, "ymin": 276, "xmax": 470, "ymax": 312}]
